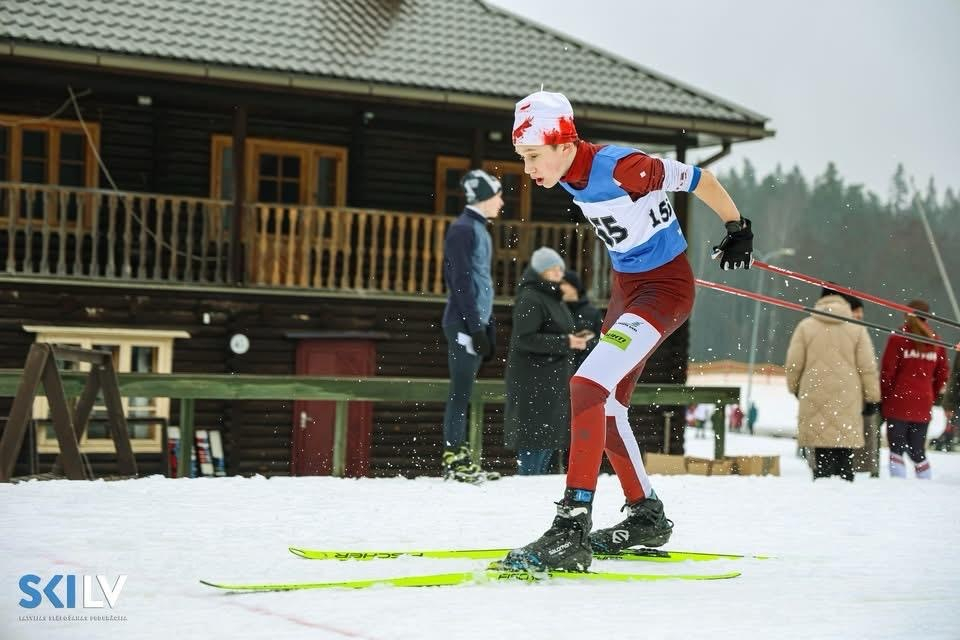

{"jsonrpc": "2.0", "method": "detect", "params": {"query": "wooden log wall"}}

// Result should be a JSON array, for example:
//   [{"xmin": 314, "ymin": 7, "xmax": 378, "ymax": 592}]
[{"xmin": 0, "ymin": 282, "xmax": 689, "ymax": 478}]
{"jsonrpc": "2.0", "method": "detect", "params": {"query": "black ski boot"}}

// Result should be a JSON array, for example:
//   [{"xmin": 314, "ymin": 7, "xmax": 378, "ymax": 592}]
[
  {"xmin": 442, "ymin": 446, "xmax": 501, "ymax": 484},
  {"xmin": 498, "ymin": 489, "xmax": 593, "ymax": 572},
  {"xmin": 589, "ymin": 495, "xmax": 673, "ymax": 553}
]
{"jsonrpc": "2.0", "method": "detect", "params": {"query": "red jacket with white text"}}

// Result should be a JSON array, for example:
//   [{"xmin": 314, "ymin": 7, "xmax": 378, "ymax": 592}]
[{"xmin": 880, "ymin": 327, "xmax": 949, "ymax": 422}]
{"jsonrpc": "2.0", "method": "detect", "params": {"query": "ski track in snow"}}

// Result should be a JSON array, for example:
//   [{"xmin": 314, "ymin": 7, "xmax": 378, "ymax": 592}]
[{"xmin": 2, "ymin": 429, "xmax": 959, "ymax": 640}]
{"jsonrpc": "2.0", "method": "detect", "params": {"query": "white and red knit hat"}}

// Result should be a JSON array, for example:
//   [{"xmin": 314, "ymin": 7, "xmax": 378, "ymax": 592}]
[{"xmin": 512, "ymin": 91, "xmax": 578, "ymax": 145}]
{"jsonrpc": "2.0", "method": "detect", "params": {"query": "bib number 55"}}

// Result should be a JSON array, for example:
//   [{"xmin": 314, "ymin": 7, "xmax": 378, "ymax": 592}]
[{"xmin": 587, "ymin": 216, "xmax": 628, "ymax": 247}]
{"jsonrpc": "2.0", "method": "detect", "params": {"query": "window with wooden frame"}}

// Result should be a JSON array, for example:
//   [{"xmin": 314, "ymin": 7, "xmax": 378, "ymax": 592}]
[
  {"xmin": 210, "ymin": 135, "xmax": 348, "ymax": 285},
  {"xmin": 23, "ymin": 326, "xmax": 189, "ymax": 454},
  {"xmin": 0, "ymin": 115, "xmax": 100, "ymax": 226},
  {"xmin": 210, "ymin": 135, "xmax": 347, "ymax": 207},
  {"xmin": 434, "ymin": 156, "xmax": 530, "ymax": 220}
]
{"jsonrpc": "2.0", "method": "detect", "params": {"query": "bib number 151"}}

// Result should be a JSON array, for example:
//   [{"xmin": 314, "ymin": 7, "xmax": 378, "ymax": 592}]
[{"xmin": 648, "ymin": 199, "xmax": 675, "ymax": 227}]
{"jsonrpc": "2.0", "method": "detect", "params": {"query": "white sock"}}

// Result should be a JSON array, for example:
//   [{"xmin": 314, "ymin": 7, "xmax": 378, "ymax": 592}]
[{"xmin": 889, "ymin": 453, "xmax": 906, "ymax": 478}]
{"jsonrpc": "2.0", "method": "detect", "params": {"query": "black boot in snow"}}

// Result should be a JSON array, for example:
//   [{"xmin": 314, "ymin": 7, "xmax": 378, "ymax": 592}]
[
  {"xmin": 498, "ymin": 489, "xmax": 593, "ymax": 572},
  {"xmin": 589, "ymin": 495, "xmax": 674, "ymax": 553}
]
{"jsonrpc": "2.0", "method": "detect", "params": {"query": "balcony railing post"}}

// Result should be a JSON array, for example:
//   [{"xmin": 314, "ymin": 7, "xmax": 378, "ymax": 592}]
[
  {"xmin": 183, "ymin": 201, "xmax": 195, "ymax": 282},
  {"xmin": 105, "ymin": 194, "xmax": 117, "ymax": 278},
  {"xmin": 72, "ymin": 193, "xmax": 83, "ymax": 275},
  {"xmin": 4, "ymin": 184, "xmax": 16, "ymax": 273},
  {"xmin": 39, "ymin": 191, "xmax": 51, "ymax": 275},
  {"xmin": 122, "ymin": 194, "xmax": 133, "ymax": 279},
  {"xmin": 23, "ymin": 186, "xmax": 34, "ymax": 273}
]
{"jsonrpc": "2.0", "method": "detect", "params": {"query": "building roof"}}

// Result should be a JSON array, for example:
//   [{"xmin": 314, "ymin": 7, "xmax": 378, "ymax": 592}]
[{"xmin": 1, "ymin": 0, "xmax": 771, "ymax": 138}]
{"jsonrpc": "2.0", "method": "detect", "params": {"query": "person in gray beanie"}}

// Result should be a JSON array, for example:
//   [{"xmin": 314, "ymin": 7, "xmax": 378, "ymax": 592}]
[
  {"xmin": 440, "ymin": 168, "xmax": 503, "ymax": 484},
  {"xmin": 504, "ymin": 247, "xmax": 591, "ymax": 475},
  {"xmin": 530, "ymin": 246, "xmax": 564, "ymax": 274}
]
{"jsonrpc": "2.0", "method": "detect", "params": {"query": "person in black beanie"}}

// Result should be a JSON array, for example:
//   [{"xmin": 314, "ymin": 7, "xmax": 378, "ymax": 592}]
[
  {"xmin": 440, "ymin": 168, "xmax": 503, "ymax": 483},
  {"xmin": 821, "ymin": 287, "xmax": 864, "ymax": 320}
]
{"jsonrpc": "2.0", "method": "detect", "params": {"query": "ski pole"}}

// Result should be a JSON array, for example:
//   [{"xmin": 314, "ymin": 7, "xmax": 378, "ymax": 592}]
[
  {"xmin": 695, "ymin": 278, "xmax": 960, "ymax": 352},
  {"xmin": 752, "ymin": 260, "xmax": 960, "ymax": 331}
]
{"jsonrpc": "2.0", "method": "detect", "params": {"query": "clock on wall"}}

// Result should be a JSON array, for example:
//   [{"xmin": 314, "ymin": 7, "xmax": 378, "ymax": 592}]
[{"xmin": 229, "ymin": 333, "xmax": 250, "ymax": 355}]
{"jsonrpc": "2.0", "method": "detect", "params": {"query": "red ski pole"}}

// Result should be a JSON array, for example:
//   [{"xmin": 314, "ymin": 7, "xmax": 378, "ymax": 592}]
[
  {"xmin": 752, "ymin": 260, "xmax": 960, "ymax": 331},
  {"xmin": 695, "ymin": 278, "xmax": 960, "ymax": 352}
]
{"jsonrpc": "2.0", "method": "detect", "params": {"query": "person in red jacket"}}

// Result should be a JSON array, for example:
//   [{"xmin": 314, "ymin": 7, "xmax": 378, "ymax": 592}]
[{"xmin": 880, "ymin": 299, "xmax": 950, "ymax": 479}]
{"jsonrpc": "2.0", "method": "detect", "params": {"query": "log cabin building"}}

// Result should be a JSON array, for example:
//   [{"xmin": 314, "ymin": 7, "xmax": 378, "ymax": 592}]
[{"xmin": 0, "ymin": 0, "xmax": 772, "ymax": 478}]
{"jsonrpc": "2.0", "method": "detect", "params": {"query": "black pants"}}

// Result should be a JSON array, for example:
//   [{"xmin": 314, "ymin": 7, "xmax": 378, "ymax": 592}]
[
  {"xmin": 887, "ymin": 420, "xmax": 929, "ymax": 464},
  {"xmin": 442, "ymin": 324, "xmax": 482, "ymax": 450},
  {"xmin": 813, "ymin": 447, "xmax": 854, "ymax": 482}
]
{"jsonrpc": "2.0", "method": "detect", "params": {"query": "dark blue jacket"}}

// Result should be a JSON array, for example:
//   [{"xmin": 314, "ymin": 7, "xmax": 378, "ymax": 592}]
[{"xmin": 442, "ymin": 207, "xmax": 493, "ymax": 333}]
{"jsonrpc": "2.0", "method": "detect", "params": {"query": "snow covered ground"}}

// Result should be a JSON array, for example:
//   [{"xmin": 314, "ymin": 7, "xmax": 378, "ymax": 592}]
[{"xmin": 3, "ymin": 428, "xmax": 959, "ymax": 640}]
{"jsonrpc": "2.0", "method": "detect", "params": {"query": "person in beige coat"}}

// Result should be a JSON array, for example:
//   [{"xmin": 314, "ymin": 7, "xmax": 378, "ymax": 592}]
[{"xmin": 785, "ymin": 290, "xmax": 881, "ymax": 481}]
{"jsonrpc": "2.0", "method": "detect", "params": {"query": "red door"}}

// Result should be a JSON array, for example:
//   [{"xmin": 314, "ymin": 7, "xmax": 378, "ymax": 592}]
[{"xmin": 292, "ymin": 340, "xmax": 375, "ymax": 477}]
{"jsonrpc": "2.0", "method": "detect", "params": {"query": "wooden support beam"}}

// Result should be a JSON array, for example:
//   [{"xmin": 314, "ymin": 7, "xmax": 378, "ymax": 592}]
[
  {"xmin": 0, "ymin": 345, "xmax": 51, "ymax": 481},
  {"xmin": 52, "ymin": 345, "xmax": 112, "ymax": 365},
  {"xmin": 2, "ymin": 345, "xmax": 139, "ymax": 482},
  {"xmin": 331, "ymin": 399, "xmax": 348, "ymax": 478},
  {"xmin": 177, "ymin": 398, "xmax": 195, "ymax": 479},
  {"xmin": 40, "ymin": 351, "xmax": 86, "ymax": 480},
  {"xmin": 468, "ymin": 400, "xmax": 484, "ymax": 466},
  {"xmin": 50, "ymin": 365, "xmax": 101, "ymax": 476},
  {"xmin": 673, "ymin": 144, "xmax": 690, "ymax": 233},
  {"xmin": 229, "ymin": 104, "xmax": 248, "ymax": 285},
  {"xmin": 98, "ymin": 358, "xmax": 137, "ymax": 477},
  {"xmin": 69, "ymin": 367, "xmax": 102, "ymax": 440}
]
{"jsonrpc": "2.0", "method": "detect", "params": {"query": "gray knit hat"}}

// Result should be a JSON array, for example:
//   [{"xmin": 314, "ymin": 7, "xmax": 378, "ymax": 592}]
[
  {"xmin": 461, "ymin": 169, "xmax": 502, "ymax": 204},
  {"xmin": 530, "ymin": 246, "xmax": 565, "ymax": 273}
]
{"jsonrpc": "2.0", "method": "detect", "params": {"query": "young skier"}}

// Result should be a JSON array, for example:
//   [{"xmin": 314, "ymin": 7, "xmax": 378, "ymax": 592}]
[{"xmin": 503, "ymin": 91, "xmax": 754, "ymax": 572}]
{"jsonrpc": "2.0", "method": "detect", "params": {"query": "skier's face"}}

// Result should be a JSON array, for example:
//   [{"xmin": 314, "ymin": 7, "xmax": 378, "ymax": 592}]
[{"xmin": 515, "ymin": 143, "xmax": 576, "ymax": 189}]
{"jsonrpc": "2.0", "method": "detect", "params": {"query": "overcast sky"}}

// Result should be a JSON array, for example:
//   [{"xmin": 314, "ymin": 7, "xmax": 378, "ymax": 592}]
[{"xmin": 489, "ymin": 0, "xmax": 960, "ymax": 201}]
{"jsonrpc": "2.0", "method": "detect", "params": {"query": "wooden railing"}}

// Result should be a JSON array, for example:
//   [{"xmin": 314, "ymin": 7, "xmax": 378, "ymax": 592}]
[
  {"xmin": 0, "ymin": 182, "xmax": 611, "ymax": 299},
  {"xmin": 0, "ymin": 370, "xmax": 740, "ymax": 477},
  {"xmin": 1, "ymin": 182, "xmax": 233, "ymax": 284},
  {"xmin": 245, "ymin": 203, "xmax": 611, "ymax": 298}
]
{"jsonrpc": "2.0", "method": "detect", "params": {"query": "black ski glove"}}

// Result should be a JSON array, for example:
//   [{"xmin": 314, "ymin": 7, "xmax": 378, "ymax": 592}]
[
  {"xmin": 712, "ymin": 217, "xmax": 754, "ymax": 270},
  {"xmin": 470, "ymin": 330, "xmax": 493, "ymax": 361},
  {"xmin": 862, "ymin": 402, "xmax": 882, "ymax": 416}
]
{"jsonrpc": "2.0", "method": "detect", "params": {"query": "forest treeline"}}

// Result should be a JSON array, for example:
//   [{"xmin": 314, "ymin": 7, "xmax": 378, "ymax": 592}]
[{"xmin": 683, "ymin": 161, "xmax": 959, "ymax": 365}]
